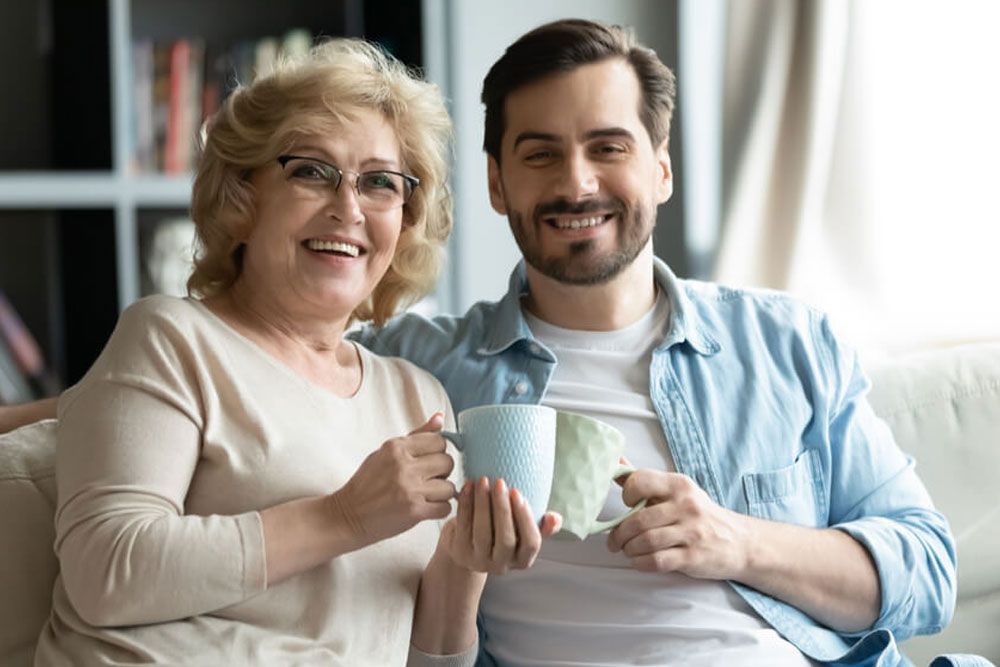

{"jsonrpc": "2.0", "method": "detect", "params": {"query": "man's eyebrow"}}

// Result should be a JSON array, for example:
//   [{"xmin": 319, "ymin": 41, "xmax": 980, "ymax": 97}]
[
  {"xmin": 512, "ymin": 131, "xmax": 560, "ymax": 150},
  {"xmin": 512, "ymin": 128, "xmax": 637, "ymax": 150},
  {"xmin": 584, "ymin": 127, "xmax": 636, "ymax": 142}
]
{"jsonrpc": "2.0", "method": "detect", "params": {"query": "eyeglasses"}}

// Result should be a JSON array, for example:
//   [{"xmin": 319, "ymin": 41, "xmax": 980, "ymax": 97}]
[{"xmin": 276, "ymin": 154, "xmax": 420, "ymax": 211}]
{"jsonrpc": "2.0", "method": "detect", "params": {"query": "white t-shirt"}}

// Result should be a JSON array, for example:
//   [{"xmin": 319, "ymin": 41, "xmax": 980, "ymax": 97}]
[{"xmin": 478, "ymin": 290, "xmax": 817, "ymax": 666}]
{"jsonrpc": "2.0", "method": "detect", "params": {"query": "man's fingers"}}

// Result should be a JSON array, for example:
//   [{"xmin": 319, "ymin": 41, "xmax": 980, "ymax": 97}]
[
  {"xmin": 613, "ymin": 456, "xmax": 634, "ymax": 488},
  {"xmin": 607, "ymin": 503, "xmax": 676, "ymax": 552},
  {"xmin": 619, "ymin": 526, "xmax": 684, "ymax": 558},
  {"xmin": 632, "ymin": 548, "xmax": 684, "ymax": 573},
  {"xmin": 620, "ymin": 469, "xmax": 676, "ymax": 507}
]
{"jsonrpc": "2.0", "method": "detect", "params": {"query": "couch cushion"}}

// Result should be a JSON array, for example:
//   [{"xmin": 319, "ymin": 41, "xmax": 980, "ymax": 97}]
[
  {"xmin": 0, "ymin": 419, "xmax": 58, "ymax": 666},
  {"xmin": 867, "ymin": 343, "xmax": 1000, "ymax": 665}
]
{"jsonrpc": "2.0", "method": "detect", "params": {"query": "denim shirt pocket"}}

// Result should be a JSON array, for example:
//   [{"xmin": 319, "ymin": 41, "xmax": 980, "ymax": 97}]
[{"xmin": 742, "ymin": 449, "xmax": 827, "ymax": 526}]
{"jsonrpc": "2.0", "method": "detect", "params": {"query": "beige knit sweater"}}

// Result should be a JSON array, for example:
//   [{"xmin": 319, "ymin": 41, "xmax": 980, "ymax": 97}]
[{"xmin": 34, "ymin": 296, "xmax": 459, "ymax": 666}]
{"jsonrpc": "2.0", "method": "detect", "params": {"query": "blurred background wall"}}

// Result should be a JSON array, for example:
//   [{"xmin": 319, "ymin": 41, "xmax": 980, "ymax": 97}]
[{"xmin": 1, "ymin": 0, "xmax": 998, "ymax": 398}]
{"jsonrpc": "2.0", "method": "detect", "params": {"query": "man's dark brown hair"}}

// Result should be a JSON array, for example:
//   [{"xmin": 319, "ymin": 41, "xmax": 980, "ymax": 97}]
[{"xmin": 481, "ymin": 18, "xmax": 677, "ymax": 163}]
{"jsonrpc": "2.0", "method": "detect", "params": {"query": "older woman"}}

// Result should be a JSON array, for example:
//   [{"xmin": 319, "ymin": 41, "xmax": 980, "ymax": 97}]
[{"xmin": 33, "ymin": 39, "xmax": 553, "ymax": 666}]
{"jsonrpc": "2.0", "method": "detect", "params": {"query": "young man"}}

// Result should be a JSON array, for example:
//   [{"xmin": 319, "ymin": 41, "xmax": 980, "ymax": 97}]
[
  {"xmin": 2, "ymin": 18, "xmax": 957, "ymax": 667},
  {"xmin": 356, "ymin": 19, "xmax": 955, "ymax": 667}
]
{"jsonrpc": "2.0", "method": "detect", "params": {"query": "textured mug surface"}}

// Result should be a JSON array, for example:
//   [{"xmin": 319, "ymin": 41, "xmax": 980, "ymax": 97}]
[
  {"xmin": 549, "ymin": 411, "xmax": 645, "ymax": 539},
  {"xmin": 441, "ymin": 404, "xmax": 557, "ymax": 522}
]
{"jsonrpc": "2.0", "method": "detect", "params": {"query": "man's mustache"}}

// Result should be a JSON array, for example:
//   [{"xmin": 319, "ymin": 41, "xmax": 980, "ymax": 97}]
[{"xmin": 533, "ymin": 198, "xmax": 625, "ymax": 219}]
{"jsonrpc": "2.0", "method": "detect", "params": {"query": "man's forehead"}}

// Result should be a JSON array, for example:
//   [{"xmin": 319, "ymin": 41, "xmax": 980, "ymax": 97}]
[{"xmin": 500, "ymin": 59, "xmax": 647, "ymax": 147}]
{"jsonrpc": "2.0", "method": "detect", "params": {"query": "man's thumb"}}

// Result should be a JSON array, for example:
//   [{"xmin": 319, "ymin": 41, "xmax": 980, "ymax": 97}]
[{"xmin": 613, "ymin": 456, "xmax": 634, "ymax": 488}]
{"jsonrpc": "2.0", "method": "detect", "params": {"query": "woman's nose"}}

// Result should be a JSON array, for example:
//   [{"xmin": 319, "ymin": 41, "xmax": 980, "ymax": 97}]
[{"xmin": 326, "ymin": 180, "xmax": 365, "ymax": 224}]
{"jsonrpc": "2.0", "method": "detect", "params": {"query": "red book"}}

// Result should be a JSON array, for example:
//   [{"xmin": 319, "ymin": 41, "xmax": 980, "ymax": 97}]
[
  {"xmin": 0, "ymin": 290, "xmax": 43, "ymax": 377},
  {"xmin": 164, "ymin": 40, "xmax": 190, "ymax": 174}
]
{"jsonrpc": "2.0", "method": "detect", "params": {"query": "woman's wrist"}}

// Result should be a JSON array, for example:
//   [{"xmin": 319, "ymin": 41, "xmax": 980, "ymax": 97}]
[
  {"xmin": 432, "ymin": 541, "xmax": 489, "ymax": 585},
  {"xmin": 411, "ymin": 546, "xmax": 487, "ymax": 655},
  {"xmin": 323, "ymin": 490, "xmax": 371, "ymax": 553}
]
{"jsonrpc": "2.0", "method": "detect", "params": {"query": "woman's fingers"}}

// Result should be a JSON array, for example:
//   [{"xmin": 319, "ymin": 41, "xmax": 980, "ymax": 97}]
[
  {"xmin": 539, "ymin": 511, "xmax": 563, "ymax": 537},
  {"xmin": 414, "ymin": 451, "xmax": 455, "ymax": 480},
  {"xmin": 472, "ymin": 476, "xmax": 493, "ymax": 561},
  {"xmin": 511, "ymin": 488, "xmax": 543, "ymax": 569},
  {"xmin": 455, "ymin": 481, "xmax": 474, "ymax": 546},
  {"xmin": 423, "ymin": 477, "xmax": 457, "ymax": 503},
  {"xmin": 443, "ymin": 478, "xmax": 553, "ymax": 574},
  {"xmin": 490, "ymin": 479, "xmax": 516, "ymax": 570}
]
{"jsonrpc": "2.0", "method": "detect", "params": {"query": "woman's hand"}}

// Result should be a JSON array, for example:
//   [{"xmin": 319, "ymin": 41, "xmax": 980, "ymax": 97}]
[
  {"xmin": 410, "ymin": 476, "xmax": 561, "ymax": 655},
  {"xmin": 329, "ymin": 413, "xmax": 456, "ymax": 548},
  {"xmin": 439, "ymin": 476, "xmax": 562, "ymax": 574}
]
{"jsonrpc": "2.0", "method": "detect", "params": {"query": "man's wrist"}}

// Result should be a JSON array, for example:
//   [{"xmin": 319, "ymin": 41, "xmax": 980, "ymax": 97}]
[{"xmin": 731, "ymin": 511, "xmax": 763, "ymax": 583}]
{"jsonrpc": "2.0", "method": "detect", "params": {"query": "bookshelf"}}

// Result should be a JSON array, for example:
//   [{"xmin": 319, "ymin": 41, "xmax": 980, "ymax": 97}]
[{"xmin": 0, "ymin": 0, "xmax": 425, "ymax": 390}]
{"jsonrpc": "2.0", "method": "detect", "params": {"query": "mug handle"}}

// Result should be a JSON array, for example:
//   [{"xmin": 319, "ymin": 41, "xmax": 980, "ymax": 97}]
[
  {"xmin": 587, "ymin": 463, "xmax": 647, "ymax": 534},
  {"xmin": 440, "ymin": 430, "xmax": 463, "ymax": 450}
]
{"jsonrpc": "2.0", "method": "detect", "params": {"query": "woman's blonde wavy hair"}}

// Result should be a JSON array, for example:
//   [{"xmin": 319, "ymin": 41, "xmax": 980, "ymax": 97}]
[{"xmin": 188, "ymin": 38, "xmax": 453, "ymax": 326}]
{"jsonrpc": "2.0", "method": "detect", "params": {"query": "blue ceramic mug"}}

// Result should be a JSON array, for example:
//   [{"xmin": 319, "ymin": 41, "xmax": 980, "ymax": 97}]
[{"xmin": 441, "ymin": 404, "xmax": 557, "ymax": 522}]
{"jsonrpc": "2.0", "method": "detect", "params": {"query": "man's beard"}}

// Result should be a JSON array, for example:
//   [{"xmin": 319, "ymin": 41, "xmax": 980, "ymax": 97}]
[{"xmin": 507, "ymin": 197, "xmax": 654, "ymax": 285}]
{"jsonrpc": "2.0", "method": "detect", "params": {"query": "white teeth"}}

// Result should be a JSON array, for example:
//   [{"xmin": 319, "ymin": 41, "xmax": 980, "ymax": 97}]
[
  {"xmin": 306, "ymin": 239, "xmax": 361, "ymax": 257},
  {"xmin": 552, "ymin": 216, "xmax": 606, "ymax": 229}
]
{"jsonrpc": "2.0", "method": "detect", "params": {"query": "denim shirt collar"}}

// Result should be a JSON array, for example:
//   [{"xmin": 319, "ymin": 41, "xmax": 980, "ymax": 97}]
[{"xmin": 478, "ymin": 258, "xmax": 720, "ymax": 357}]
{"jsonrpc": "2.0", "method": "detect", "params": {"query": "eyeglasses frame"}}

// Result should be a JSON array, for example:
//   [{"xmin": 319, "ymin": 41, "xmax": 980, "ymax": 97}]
[{"xmin": 275, "ymin": 154, "xmax": 420, "ymax": 209}]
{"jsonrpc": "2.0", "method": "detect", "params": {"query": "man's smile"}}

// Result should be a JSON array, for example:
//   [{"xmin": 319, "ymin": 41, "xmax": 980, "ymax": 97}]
[{"xmin": 542, "ymin": 213, "xmax": 614, "ymax": 230}]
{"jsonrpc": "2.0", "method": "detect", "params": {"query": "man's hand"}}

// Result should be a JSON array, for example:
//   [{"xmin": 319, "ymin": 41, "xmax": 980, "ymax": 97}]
[
  {"xmin": 606, "ymin": 468, "xmax": 751, "ymax": 581},
  {"xmin": 440, "ymin": 476, "xmax": 562, "ymax": 575}
]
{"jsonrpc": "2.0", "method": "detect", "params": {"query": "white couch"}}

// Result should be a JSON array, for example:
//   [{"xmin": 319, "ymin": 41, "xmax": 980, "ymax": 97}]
[{"xmin": 1, "ymin": 343, "xmax": 998, "ymax": 666}]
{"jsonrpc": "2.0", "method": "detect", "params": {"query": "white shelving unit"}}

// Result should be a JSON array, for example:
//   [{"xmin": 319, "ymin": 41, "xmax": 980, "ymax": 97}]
[
  {"xmin": 0, "ymin": 0, "xmax": 192, "ymax": 312},
  {"xmin": 0, "ymin": 0, "xmax": 427, "ymax": 385}
]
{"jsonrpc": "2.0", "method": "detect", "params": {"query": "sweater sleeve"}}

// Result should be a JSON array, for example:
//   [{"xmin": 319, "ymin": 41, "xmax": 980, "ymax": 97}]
[
  {"xmin": 54, "ymin": 299, "xmax": 266, "ymax": 627},
  {"xmin": 406, "ymin": 641, "xmax": 478, "ymax": 667}
]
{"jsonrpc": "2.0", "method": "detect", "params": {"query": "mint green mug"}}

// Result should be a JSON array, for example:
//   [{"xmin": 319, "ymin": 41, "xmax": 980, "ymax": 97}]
[{"xmin": 548, "ymin": 411, "xmax": 646, "ymax": 539}]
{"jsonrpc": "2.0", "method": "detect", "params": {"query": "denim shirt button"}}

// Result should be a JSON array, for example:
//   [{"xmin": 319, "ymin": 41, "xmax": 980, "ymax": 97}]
[
  {"xmin": 514, "ymin": 381, "xmax": 529, "ymax": 395},
  {"xmin": 529, "ymin": 343, "xmax": 542, "ymax": 356}
]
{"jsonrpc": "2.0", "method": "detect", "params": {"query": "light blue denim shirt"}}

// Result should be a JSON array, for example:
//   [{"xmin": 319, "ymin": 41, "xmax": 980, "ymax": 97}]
[{"xmin": 355, "ymin": 258, "xmax": 959, "ymax": 667}]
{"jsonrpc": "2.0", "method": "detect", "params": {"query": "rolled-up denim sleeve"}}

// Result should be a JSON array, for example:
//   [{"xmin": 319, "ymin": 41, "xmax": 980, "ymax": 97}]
[{"xmin": 815, "ymin": 314, "xmax": 957, "ymax": 640}]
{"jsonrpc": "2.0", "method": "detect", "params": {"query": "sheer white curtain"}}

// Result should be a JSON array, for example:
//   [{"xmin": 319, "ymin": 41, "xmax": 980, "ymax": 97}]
[{"xmin": 708, "ymin": 0, "xmax": 1000, "ymax": 352}]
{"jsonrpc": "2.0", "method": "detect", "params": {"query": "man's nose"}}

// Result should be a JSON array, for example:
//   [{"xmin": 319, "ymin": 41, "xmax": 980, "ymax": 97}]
[{"xmin": 553, "ymin": 152, "xmax": 599, "ymax": 200}]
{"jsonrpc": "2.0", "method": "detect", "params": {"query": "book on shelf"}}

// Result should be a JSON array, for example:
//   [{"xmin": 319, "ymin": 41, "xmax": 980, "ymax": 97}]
[
  {"xmin": 0, "ymin": 289, "xmax": 59, "ymax": 404},
  {"xmin": 131, "ymin": 29, "xmax": 312, "ymax": 175},
  {"xmin": 0, "ymin": 336, "xmax": 33, "ymax": 405}
]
